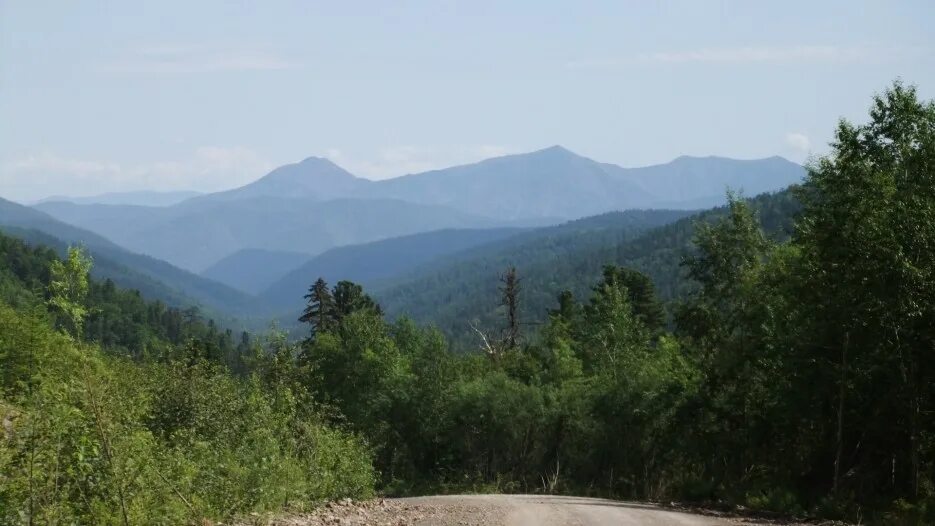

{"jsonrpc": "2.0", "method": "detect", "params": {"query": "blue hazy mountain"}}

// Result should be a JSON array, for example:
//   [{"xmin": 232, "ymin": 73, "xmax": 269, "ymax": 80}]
[
  {"xmin": 201, "ymin": 248, "xmax": 312, "ymax": 295},
  {"xmin": 358, "ymin": 147, "xmax": 804, "ymax": 219},
  {"xmin": 30, "ymin": 147, "xmax": 804, "ymax": 280},
  {"xmin": 0, "ymin": 197, "xmax": 262, "ymax": 317},
  {"xmin": 35, "ymin": 197, "xmax": 503, "ymax": 272},
  {"xmin": 35, "ymin": 190, "xmax": 202, "ymax": 207},
  {"xmin": 184, "ymin": 156, "xmax": 370, "ymax": 204}
]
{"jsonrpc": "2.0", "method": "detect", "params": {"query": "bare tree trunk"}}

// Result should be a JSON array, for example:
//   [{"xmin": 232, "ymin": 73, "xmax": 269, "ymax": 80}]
[
  {"xmin": 499, "ymin": 267, "xmax": 521, "ymax": 349},
  {"xmin": 832, "ymin": 332, "xmax": 848, "ymax": 496},
  {"xmin": 910, "ymin": 364, "xmax": 920, "ymax": 497}
]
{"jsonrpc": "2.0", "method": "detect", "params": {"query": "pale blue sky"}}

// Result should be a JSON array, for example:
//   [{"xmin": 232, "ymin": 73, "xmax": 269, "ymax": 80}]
[{"xmin": 1, "ymin": 0, "xmax": 933, "ymax": 201}]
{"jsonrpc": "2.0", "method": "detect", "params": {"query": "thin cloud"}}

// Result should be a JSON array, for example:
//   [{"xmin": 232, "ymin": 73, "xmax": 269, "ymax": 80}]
[
  {"xmin": 566, "ymin": 45, "xmax": 923, "ymax": 69},
  {"xmin": 641, "ymin": 46, "xmax": 857, "ymax": 64},
  {"xmin": 783, "ymin": 132, "xmax": 812, "ymax": 163},
  {"xmin": 784, "ymin": 132, "xmax": 811, "ymax": 154},
  {"xmin": 1, "ymin": 147, "xmax": 273, "ymax": 201},
  {"xmin": 99, "ymin": 45, "xmax": 300, "ymax": 74}
]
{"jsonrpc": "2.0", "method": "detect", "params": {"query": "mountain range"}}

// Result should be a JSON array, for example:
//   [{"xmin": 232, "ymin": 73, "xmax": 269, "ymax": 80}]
[
  {"xmin": 0, "ymin": 146, "xmax": 807, "ymax": 333},
  {"xmin": 31, "ymin": 146, "xmax": 804, "ymax": 274}
]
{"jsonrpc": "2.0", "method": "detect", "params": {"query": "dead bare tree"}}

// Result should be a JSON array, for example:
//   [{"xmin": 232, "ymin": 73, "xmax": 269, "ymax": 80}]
[
  {"xmin": 499, "ymin": 266, "xmax": 521, "ymax": 350},
  {"xmin": 469, "ymin": 321, "xmax": 502, "ymax": 359}
]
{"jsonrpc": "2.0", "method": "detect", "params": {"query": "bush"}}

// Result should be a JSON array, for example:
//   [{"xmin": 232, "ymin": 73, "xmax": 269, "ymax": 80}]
[
  {"xmin": 744, "ymin": 487, "xmax": 803, "ymax": 516},
  {"xmin": 0, "ymin": 303, "xmax": 374, "ymax": 525}
]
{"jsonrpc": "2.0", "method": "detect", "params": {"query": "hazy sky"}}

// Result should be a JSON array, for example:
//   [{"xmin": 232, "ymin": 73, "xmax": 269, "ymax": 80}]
[{"xmin": 1, "ymin": 1, "xmax": 933, "ymax": 201}]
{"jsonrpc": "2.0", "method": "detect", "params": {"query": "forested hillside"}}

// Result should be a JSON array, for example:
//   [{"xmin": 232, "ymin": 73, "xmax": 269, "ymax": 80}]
[
  {"xmin": 0, "ymin": 198, "xmax": 262, "ymax": 317},
  {"xmin": 260, "ymin": 227, "xmax": 526, "ymax": 310},
  {"xmin": 373, "ymin": 195, "xmax": 797, "ymax": 349}
]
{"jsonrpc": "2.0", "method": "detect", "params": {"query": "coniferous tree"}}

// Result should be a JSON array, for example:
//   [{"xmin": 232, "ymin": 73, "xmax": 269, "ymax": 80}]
[
  {"xmin": 549, "ymin": 289, "xmax": 578, "ymax": 323},
  {"xmin": 332, "ymin": 280, "xmax": 381, "ymax": 322},
  {"xmin": 299, "ymin": 277, "xmax": 337, "ymax": 337},
  {"xmin": 598, "ymin": 266, "xmax": 666, "ymax": 334}
]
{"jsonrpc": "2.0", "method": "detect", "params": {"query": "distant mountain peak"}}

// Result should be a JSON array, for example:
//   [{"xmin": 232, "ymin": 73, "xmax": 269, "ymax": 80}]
[
  {"xmin": 262, "ymin": 156, "xmax": 359, "ymax": 182},
  {"xmin": 530, "ymin": 144, "xmax": 579, "ymax": 158},
  {"xmin": 541, "ymin": 144, "xmax": 573, "ymax": 153},
  {"xmin": 298, "ymin": 155, "xmax": 338, "ymax": 166},
  {"xmin": 183, "ymin": 155, "xmax": 367, "ymax": 205}
]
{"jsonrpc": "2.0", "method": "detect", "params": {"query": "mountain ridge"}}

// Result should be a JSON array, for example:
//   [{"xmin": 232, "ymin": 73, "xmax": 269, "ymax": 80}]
[
  {"xmin": 0, "ymin": 197, "xmax": 263, "ymax": 318},
  {"xmin": 260, "ymin": 226, "xmax": 528, "ymax": 312},
  {"xmin": 26, "ymin": 147, "xmax": 804, "ymax": 281}
]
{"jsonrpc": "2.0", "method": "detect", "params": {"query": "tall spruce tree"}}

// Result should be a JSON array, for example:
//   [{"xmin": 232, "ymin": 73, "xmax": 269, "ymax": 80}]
[{"xmin": 299, "ymin": 277, "xmax": 336, "ymax": 337}]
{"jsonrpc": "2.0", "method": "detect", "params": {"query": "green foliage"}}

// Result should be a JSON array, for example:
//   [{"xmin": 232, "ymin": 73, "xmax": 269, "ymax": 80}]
[
  {"xmin": 47, "ymin": 246, "xmax": 92, "ymax": 338},
  {"xmin": 374, "ymin": 209, "xmax": 699, "ymax": 349},
  {"xmin": 0, "ymin": 228, "xmax": 243, "ymax": 362},
  {"xmin": 0, "ymin": 303, "xmax": 375, "ymax": 524},
  {"xmin": 299, "ymin": 278, "xmax": 382, "ymax": 341},
  {"xmin": 375, "ymin": 201, "xmax": 797, "ymax": 350},
  {"xmin": 0, "ymin": 245, "xmax": 374, "ymax": 524}
]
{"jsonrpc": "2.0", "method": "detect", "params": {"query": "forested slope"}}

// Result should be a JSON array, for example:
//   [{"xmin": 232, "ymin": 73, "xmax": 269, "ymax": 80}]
[
  {"xmin": 0, "ymin": 198, "xmax": 264, "ymax": 318},
  {"xmin": 261, "ymin": 227, "xmax": 526, "ymax": 311},
  {"xmin": 374, "ymin": 193, "xmax": 798, "ymax": 349}
]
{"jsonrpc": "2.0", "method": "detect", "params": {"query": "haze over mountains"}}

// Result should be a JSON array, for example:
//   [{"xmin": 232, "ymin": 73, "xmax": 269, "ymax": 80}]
[
  {"xmin": 35, "ymin": 190, "xmax": 202, "ymax": 207},
  {"xmin": 0, "ymin": 197, "xmax": 258, "ymax": 317},
  {"xmin": 32, "ymin": 146, "xmax": 804, "ymax": 274},
  {"xmin": 0, "ymin": 145, "xmax": 808, "ymax": 329}
]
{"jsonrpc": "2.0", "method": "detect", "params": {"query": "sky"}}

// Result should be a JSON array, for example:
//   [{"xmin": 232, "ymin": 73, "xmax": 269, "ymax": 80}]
[{"xmin": 1, "ymin": 0, "xmax": 933, "ymax": 202}]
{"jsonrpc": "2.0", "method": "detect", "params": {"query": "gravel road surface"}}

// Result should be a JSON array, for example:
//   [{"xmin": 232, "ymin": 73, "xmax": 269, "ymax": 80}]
[{"xmin": 259, "ymin": 494, "xmax": 789, "ymax": 526}]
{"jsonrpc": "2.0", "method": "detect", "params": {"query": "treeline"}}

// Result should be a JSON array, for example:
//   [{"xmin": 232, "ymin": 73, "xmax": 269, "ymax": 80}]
[
  {"xmin": 0, "ymin": 230, "xmax": 247, "ymax": 363},
  {"xmin": 289, "ymin": 83, "xmax": 935, "ymax": 523},
  {"xmin": 0, "ymin": 244, "xmax": 374, "ymax": 523}
]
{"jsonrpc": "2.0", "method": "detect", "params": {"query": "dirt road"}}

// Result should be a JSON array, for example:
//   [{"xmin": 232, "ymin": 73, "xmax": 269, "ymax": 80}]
[
  {"xmin": 266, "ymin": 494, "xmax": 779, "ymax": 526},
  {"xmin": 406, "ymin": 495, "xmax": 746, "ymax": 525}
]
